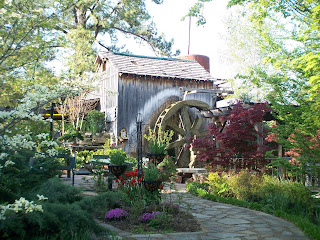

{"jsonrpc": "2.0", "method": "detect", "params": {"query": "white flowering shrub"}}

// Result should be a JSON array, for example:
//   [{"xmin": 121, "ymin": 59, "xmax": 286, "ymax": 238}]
[
  {"xmin": 0, "ymin": 84, "xmax": 86, "ymax": 203},
  {"xmin": 0, "ymin": 196, "xmax": 47, "ymax": 220}
]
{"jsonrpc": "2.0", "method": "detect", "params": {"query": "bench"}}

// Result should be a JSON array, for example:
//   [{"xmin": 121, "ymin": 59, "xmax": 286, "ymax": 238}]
[
  {"xmin": 176, "ymin": 168, "xmax": 207, "ymax": 183},
  {"xmin": 55, "ymin": 154, "xmax": 73, "ymax": 178},
  {"xmin": 54, "ymin": 154, "xmax": 91, "ymax": 185},
  {"xmin": 91, "ymin": 155, "xmax": 113, "ymax": 190}
]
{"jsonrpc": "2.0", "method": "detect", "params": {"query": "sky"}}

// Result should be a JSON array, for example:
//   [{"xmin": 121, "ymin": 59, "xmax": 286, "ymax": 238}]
[
  {"xmin": 107, "ymin": 0, "xmax": 233, "ymax": 79},
  {"xmin": 52, "ymin": 0, "xmax": 234, "ymax": 79}
]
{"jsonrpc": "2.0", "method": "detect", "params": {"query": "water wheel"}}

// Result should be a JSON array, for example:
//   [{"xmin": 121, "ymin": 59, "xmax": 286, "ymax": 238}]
[{"xmin": 154, "ymin": 100, "xmax": 210, "ymax": 167}]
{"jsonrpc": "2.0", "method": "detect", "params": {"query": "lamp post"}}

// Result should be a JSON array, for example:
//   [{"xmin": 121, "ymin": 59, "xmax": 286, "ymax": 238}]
[{"xmin": 136, "ymin": 113, "xmax": 144, "ymax": 179}]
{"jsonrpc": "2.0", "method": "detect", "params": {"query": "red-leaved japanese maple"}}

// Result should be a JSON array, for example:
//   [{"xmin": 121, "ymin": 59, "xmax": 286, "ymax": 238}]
[{"xmin": 191, "ymin": 101, "xmax": 270, "ymax": 171}]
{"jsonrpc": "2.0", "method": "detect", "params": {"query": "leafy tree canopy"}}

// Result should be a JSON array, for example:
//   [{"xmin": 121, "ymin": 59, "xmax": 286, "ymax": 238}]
[{"xmin": 0, "ymin": 0, "xmax": 174, "ymax": 106}]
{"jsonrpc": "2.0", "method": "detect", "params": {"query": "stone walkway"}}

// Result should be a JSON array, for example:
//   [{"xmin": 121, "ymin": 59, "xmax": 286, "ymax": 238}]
[{"xmin": 63, "ymin": 175, "xmax": 309, "ymax": 240}]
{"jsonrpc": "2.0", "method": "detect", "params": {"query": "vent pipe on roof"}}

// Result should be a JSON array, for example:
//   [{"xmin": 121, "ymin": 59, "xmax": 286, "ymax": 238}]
[{"xmin": 178, "ymin": 55, "xmax": 210, "ymax": 73}]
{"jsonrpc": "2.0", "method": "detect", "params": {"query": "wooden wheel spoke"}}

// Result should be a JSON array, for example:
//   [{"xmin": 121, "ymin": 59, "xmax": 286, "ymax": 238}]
[
  {"xmin": 191, "ymin": 116, "xmax": 203, "ymax": 131},
  {"xmin": 166, "ymin": 121, "xmax": 184, "ymax": 135},
  {"xmin": 176, "ymin": 147, "xmax": 184, "ymax": 164},
  {"xmin": 182, "ymin": 107, "xmax": 192, "ymax": 131},
  {"xmin": 168, "ymin": 139, "xmax": 185, "ymax": 149},
  {"xmin": 155, "ymin": 100, "xmax": 211, "ymax": 167},
  {"xmin": 178, "ymin": 112, "xmax": 185, "ymax": 130}
]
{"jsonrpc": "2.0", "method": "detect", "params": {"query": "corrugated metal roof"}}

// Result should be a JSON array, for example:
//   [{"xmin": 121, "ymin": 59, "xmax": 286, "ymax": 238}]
[{"xmin": 97, "ymin": 51, "xmax": 215, "ymax": 81}]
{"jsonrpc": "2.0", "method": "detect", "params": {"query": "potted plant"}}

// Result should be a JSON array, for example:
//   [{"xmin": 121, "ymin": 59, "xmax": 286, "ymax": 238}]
[
  {"xmin": 108, "ymin": 149, "xmax": 127, "ymax": 178},
  {"xmin": 58, "ymin": 128, "xmax": 84, "ymax": 145},
  {"xmin": 144, "ymin": 126, "xmax": 174, "ymax": 164},
  {"xmin": 143, "ymin": 163, "xmax": 162, "ymax": 192}
]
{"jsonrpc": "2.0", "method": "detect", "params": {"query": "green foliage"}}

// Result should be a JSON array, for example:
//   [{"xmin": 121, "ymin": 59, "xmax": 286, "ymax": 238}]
[
  {"xmin": 223, "ymin": 0, "xmax": 320, "ymax": 170},
  {"xmin": 0, "ymin": 202, "xmax": 105, "ymax": 239},
  {"xmin": 77, "ymin": 150, "xmax": 94, "ymax": 166},
  {"xmin": 148, "ymin": 212, "xmax": 173, "ymax": 230},
  {"xmin": 144, "ymin": 126, "xmax": 174, "ymax": 155},
  {"xmin": 28, "ymin": 177, "xmax": 82, "ymax": 204},
  {"xmin": 0, "ymin": 150, "xmax": 60, "ymax": 203},
  {"xmin": 259, "ymin": 175, "xmax": 314, "ymax": 215},
  {"xmin": 0, "ymin": 0, "xmax": 60, "ymax": 106},
  {"xmin": 158, "ymin": 156, "xmax": 176, "ymax": 181},
  {"xmin": 82, "ymin": 110, "xmax": 105, "ymax": 134},
  {"xmin": 0, "ymin": 0, "xmax": 174, "ymax": 107},
  {"xmin": 227, "ymin": 170, "xmax": 263, "ymax": 201},
  {"xmin": 58, "ymin": 128, "xmax": 84, "ymax": 142},
  {"xmin": 206, "ymin": 172, "xmax": 230, "ymax": 197},
  {"xmin": 109, "ymin": 149, "xmax": 127, "ymax": 165},
  {"xmin": 92, "ymin": 139, "xmax": 112, "ymax": 156},
  {"xmin": 0, "ymin": 178, "xmax": 124, "ymax": 239},
  {"xmin": 144, "ymin": 163, "xmax": 160, "ymax": 181},
  {"xmin": 76, "ymin": 191, "xmax": 125, "ymax": 218},
  {"xmin": 126, "ymin": 155, "xmax": 138, "ymax": 165}
]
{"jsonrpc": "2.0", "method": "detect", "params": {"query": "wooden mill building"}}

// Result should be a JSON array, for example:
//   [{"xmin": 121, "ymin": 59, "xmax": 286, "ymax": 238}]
[{"xmin": 89, "ymin": 51, "xmax": 223, "ymax": 160}]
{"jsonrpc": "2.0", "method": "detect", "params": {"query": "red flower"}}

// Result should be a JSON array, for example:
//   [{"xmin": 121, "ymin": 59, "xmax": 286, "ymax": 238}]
[
  {"xmin": 127, "ymin": 190, "xmax": 129, "ymax": 193},
  {"xmin": 160, "ymin": 184, "xmax": 164, "ymax": 189},
  {"xmin": 135, "ymin": 168, "xmax": 138, "ymax": 172},
  {"xmin": 115, "ymin": 179, "xmax": 119, "ymax": 183},
  {"xmin": 157, "ymin": 177, "xmax": 161, "ymax": 181}
]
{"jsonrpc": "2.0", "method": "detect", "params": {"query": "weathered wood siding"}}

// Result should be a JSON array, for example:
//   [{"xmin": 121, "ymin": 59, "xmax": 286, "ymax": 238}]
[
  {"xmin": 88, "ymin": 61, "xmax": 119, "ymax": 134},
  {"xmin": 117, "ymin": 74, "xmax": 215, "ymax": 153}
]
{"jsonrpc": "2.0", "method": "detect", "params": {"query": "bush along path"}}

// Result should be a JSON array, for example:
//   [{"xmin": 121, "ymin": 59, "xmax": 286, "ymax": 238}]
[{"xmin": 94, "ymin": 182, "xmax": 308, "ymax": 240}]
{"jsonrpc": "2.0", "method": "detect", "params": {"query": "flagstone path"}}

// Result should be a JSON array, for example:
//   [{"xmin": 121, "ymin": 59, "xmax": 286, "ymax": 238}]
[{"xmin": 63, "ymin": 175, "xmax": 309, "ymax": 240}]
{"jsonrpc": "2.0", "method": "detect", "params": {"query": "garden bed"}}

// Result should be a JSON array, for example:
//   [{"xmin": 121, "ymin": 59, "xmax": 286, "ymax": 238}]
[{"xmin": 98, "ymin": 205, "xmax": 201, "ymax": 234}]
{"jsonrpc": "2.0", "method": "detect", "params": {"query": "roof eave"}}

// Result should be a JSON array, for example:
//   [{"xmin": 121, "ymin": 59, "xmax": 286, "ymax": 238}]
[{"xmin": 118, "ymin": 72, "xmax": 215, "ymax": 82}]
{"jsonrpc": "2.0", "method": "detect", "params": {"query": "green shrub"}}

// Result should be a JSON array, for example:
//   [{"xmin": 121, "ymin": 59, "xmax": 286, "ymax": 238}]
[
  {"xmin": 258, "ymin": 175, "xmax": 314, "ymax": 215},
  {"xmin": 158, "ymin": 156, "xmax": 176, "ymax": 181},
  {"xmin": 206, "ymin": 172, "xmax": 230, "ymax": 197},
  {"xmin": 76, "ymin": 191, "xmax": 125, "ymax": 218},
  {"xmin": 82, "ymin": 110, "xmax": 105, "ymax": 134},
  {"xmin": 1, "ymin": 180, "xmax": 122, "ymax": 239},
  {"xmin": 227, "ymin": 170, "xmax": 263, "ymax": 201},
  {"xmin": 149, "ymin": 212, "xmax": 173, "ymax": 230},
  {"xmin": 28, "ymin": 177, "xmax": 82, "ymax": 204},
  {"xmin": 0, "ymin": 150, "xmax": 60, "ymax": 203},
  {"xmin": 0, "ymin": 202, "xmax": 105, "ymax": 239},
  {"xmin": 109, "ymin": 149, "xmax": 127, "ymax": 165},
  {"xmin": 77, "ymin": 150, "xmax": 94, "ymax": 166}
]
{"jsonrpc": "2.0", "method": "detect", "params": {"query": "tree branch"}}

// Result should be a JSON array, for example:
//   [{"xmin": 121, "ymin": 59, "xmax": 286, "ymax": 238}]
[{"xmin": 112, "ymin": 26, "xmax": 157, "ymax": 53}]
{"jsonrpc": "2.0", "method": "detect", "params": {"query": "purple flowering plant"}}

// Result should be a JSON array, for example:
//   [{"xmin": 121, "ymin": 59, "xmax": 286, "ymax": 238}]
[
  {"xmin": 105, "ymin": 208, "xmax": 128, "ymax": 221},
  {"xmin": 161, "ymin": 202, "xmax": 180, "ymax": 213},
  {"xmin": 139, "ymin": 211, "xmax": 161, "ymax": 223}
]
